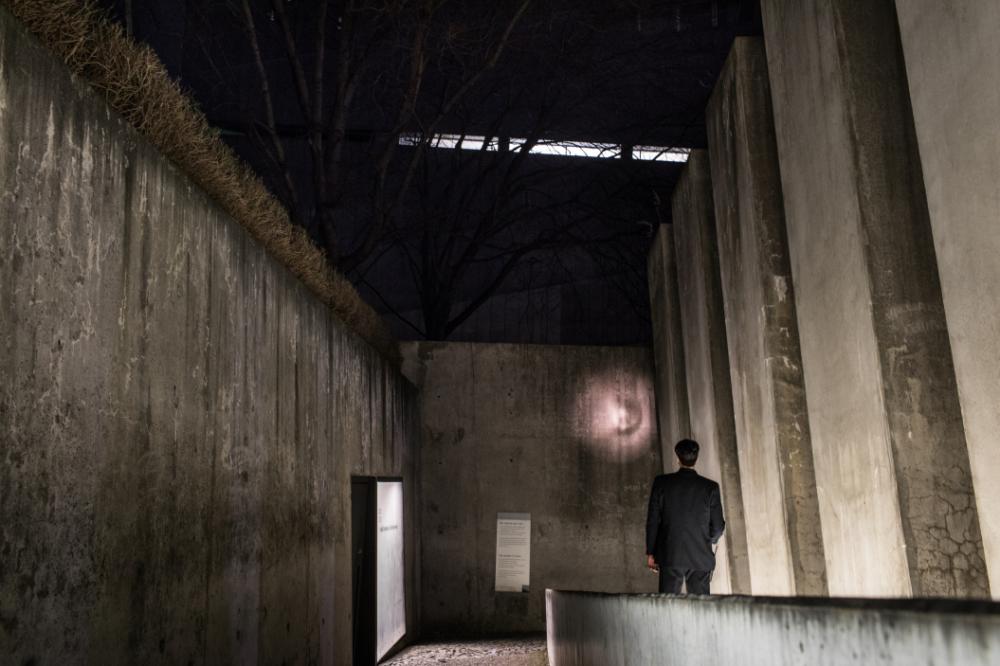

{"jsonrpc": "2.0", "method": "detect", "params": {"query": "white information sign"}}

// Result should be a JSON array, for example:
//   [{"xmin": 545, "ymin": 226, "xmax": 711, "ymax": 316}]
[
  {"xmin": 495, "ymin": 512, "xmax": 531, "ymax": 593},
  {"xmin": 376, "ymin": 481, "xmax": 406, "ymax": 660}
]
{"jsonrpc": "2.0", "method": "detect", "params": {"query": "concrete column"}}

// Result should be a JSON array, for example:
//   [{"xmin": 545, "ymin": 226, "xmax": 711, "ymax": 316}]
[
  {"xmin": 894, "ymin": 0, "xmax": 1000, "ymax": 598},
  {"xmin": 761, "ymin": 0, "xmax": 989, "ymax": 597},
  {"xmin": 706, "ymin": 37, "xmax": 827, "ymax": 596},
  {"xmin": 647, "ymin": 225, "xmax": 691, "ymax": 470},
  {"xmin": 672, "ymin": 152, "xmax": 752, "ymax": 594}
]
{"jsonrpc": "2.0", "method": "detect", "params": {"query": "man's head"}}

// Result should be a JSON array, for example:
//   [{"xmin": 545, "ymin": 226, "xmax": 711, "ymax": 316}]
[{"xmin": 675, "ymin": 439, "xmax": 699, "ymax": 467}]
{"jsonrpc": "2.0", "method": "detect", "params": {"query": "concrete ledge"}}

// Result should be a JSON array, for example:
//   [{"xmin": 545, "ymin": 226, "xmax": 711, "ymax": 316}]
[{"xmin": 545, "ymin": 590, "xmax": 1000, "ymax": 665}]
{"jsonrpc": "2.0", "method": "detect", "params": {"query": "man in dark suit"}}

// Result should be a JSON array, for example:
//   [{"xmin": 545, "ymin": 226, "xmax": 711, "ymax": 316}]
[{"xmin": 645, "ymin": 439, "xmax": 726, "ymax": 594}]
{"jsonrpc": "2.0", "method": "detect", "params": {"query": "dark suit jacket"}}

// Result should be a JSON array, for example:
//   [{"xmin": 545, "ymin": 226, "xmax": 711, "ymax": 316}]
[{"xmin": 645, "ymin": 468, "xmax": 725, "ymax": 571}]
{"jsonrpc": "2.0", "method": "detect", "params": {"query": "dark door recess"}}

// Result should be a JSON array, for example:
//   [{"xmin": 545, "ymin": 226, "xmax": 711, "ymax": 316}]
[{"xmin": 352, "ymin": 478, "xmax": 376, "ymax": 665}]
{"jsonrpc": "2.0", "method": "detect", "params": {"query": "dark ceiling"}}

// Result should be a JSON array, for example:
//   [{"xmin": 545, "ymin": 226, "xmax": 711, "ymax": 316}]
[{"xmin": 102, "ymin": 0, "xmax": 762, "ymax": 346}]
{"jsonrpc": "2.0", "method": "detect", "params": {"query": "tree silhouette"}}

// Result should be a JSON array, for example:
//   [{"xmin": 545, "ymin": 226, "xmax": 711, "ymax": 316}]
[{"xmin": 110, "ymin": 0, "xmax": 749, "ymax": 340}]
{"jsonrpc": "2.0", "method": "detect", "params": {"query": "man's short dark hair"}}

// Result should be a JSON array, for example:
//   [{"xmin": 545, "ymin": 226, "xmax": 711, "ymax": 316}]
[{"xmin": 675, "ymin": 439, "xmax": 700, "ymax": 466}]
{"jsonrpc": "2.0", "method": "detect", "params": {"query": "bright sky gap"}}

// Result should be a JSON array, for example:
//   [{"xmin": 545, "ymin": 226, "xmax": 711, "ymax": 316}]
[{"xmin": 398, "ymin": 133, "xmax": 691, "ymax": 163}]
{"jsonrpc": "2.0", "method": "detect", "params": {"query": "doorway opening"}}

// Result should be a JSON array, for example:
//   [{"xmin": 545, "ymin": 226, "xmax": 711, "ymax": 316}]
[
  {"xmin": 352, "ymin": 477, "xmax": 406, "ymax": 665},
  {"xmin": 352, "ymin": 478, "xmax": 376, "ymax": 665}
]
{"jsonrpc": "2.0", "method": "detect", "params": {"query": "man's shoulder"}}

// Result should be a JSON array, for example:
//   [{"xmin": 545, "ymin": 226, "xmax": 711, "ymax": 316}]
[
  {"xmin": 697, "ymin": 475, "xmax": 721, "ymax": 492},
  {"xmin": 680, "ymin": 470, "xmax": 720, "ymax": 491},
  {"xmin": 653, "ymin": 471, "xmax": 696, "ymax": 487},
  {"xmin": 651, "ymin": 473, "xmax": 676, "ymax": 489},
  {"xmin": 654, "ymin": 470, "xmax": 719, "ymax": 486}
]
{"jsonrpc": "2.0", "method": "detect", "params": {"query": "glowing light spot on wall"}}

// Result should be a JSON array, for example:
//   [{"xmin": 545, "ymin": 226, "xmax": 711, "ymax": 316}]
[
  {"xmin": 613, "ymin": 398, "xmax": 643, "ymax": 437},
  {"xmin": 573, "ymin": 373, "xmax": 654, "ymax": 461},
  {"xmin": 616, "ymin": 406, "xmax": 629, "ymax": 431}
]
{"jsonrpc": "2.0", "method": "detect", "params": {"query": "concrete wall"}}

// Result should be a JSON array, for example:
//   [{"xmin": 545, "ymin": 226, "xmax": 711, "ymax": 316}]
[
  {"xmin": 647, "ymin": 225, "xmax": 691, "ymax": 468},
  {"xmin": 401, "ymin": 342, "xmax": 661, "ymax": 637},
  {"xmin": 546, "ymin": 590, "xmax": 1000, "ymax": 666},
  {"xmin": 705, "ymin": 38, "xmax": 826, "ymax": 596},
  {"xmin": 760, "ymin": 0, "xmax": 989, "ymax": 597},
  {"xmin": 895, "ymin": 0, "xmax": 1000, "ymax": 597},
  {"xmin": 0, "ymin": 10, "xmax": 419, "ymax": 664},
  {"xmin": 672, "ymin": 152, "xmax": 751, "ymax": 594}
]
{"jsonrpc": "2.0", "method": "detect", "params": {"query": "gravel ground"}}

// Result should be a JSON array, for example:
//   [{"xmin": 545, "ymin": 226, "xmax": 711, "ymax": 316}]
[{"xmin": 382, "ymin": 637, "xmax": 549, "ymax": 665}]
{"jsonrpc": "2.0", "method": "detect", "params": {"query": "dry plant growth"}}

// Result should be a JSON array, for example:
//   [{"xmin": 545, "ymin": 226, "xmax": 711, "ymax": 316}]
[{"xmin": 3, "ymin": 0, "xmax": 398, "ymax": 362}]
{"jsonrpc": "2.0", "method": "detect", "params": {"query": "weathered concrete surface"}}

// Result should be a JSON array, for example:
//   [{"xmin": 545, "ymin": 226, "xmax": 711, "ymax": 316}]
[
  {"xmin": 705, "ymin": 38, "xmax": 826, "ymax": 597},
  {"xmin": 895, "ymin": 0, "xmax": 1000, "ymax": 598},
  {"xmin": 546, "ymin": 589, "xmax": 1000, "ymax": 666},
  {"xmin": 0, "ymin": 9, "xmax": 419, "ymax": 664},
  {"xmin": 647, "ymin": 225, "xmax": 691, "ymax": 470},
  {"xmin": 761, "ymin": 0, "xmax": 989, "ymax": 597},
  {"xmin": 671, "ymin": 153, "xmax": 751, "ymax": 594},
  {"xmin": 401, "ymin": 342, "xmax": 661, "ymax": 637}
]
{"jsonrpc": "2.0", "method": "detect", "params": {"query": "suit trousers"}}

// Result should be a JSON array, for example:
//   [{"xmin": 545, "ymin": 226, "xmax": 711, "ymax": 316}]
[{"xmin": 659, "ymin": 567, "xmax": 712, "ymax": 595}]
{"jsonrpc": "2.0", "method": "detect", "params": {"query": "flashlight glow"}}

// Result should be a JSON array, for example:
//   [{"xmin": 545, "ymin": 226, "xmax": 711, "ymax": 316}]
[{"xmin": 573, "ymin": 372, "xmax": 653, "ymax": 460}]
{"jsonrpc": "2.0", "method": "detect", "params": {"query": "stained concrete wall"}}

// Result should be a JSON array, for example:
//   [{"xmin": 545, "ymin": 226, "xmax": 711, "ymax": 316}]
[
  {"xmin": 401, "ymin": 342, "xmax": 661, "ymax": 636},
  {"xmin": 760, "ymin": 0, "xmax": 989, "ymax": 597},
  {"xmin": 647, "ymin": 225, "xmax": 691, "ymax": 469},
  {"xmin": 546, "ymin": 590, "xmax": 1000, "ymax": 666},
  {"xmin": 895, "ymin": 0, "xmax": 1000, "ymax": 598},
  {"xmin": 705, "ymin": 38, "xmax": 826, "ymax": 596},
  {"xmin": 0, "ymin": 10, "xmax": 419, "ymax": 664},
  {"xmin": 671, "ymin": 152, "xmax": 751, "ymax": 594}
]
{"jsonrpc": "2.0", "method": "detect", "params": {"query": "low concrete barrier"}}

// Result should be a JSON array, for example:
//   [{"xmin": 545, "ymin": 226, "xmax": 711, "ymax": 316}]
[{"xmin": 546, "ymin": 590, "xmax": 1000, "ymax": 665}]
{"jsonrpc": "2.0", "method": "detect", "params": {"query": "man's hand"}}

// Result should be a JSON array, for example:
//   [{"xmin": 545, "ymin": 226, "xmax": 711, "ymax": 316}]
[{"xmin": 646, "ymin": 554, "xmax": 659, "ymax": 573}]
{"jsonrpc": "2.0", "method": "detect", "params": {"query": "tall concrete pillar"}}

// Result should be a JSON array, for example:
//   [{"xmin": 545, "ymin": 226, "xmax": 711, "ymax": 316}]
[
  {"xmin": 672, "ymin": 152, "xmax": 752, "ymax": 594},
  {"xmin": 761, "ymin": 0, "xmax": 989, "ymax": 597},
  {"xmin": 706, "ymin": 37, "xmax": 827, "ymax": 596},
  {"xmin": 648, "ymin": 225, "xmax": 691, "ymax": 470},
  {"xmin": 894, "ymin": 0, "xmax": 1000, "ymax": 598}
]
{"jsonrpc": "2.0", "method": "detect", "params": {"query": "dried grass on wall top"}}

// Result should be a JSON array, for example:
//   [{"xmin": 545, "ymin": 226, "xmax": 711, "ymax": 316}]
[{"xmin": 3, "ymin": 0, "xmax": 399, "ymax": 363}]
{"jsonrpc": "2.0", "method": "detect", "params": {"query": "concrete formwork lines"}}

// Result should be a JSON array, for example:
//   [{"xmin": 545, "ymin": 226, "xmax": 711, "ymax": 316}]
[
  {"xmin": 829, "ymin": 9, "xmax": 973, "ymax": 597},
  {"xmin": 0, "ymin": 9, "xmax": 419, "ymax": 663},
  {"xmin": 895, "ymin": 0, "xmax": 1000, "ymax": 598},
  {"xmin": 647, "ymin": 225, "xmax": 691, "ymax": 469},
  {"xmin": 672, "ymin": 152, "xmax": 752, "ymax": 595},
  {"xmin": 761, "ymin": 0, "xmax": 989, "ymax": 598},
  {"xmin": 404, "ymin": 342, "xmax": 661, "ymax": 636},
  {"xmin": 706, "ymin": 36, "xmax": 827, "ymax": 597},
  {"xmin": 833, "ymin": 0, "xmax": 986, "ymax": 599},
  {"xmin": 547, "ymin": 590, "xmax": 1000, "ymax": 666}
]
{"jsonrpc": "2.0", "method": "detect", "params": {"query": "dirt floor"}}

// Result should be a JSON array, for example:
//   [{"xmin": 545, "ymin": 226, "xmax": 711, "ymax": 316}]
[{"xmin": 382, "ymin": 637, "xmax": 549, "ymax": 665}]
